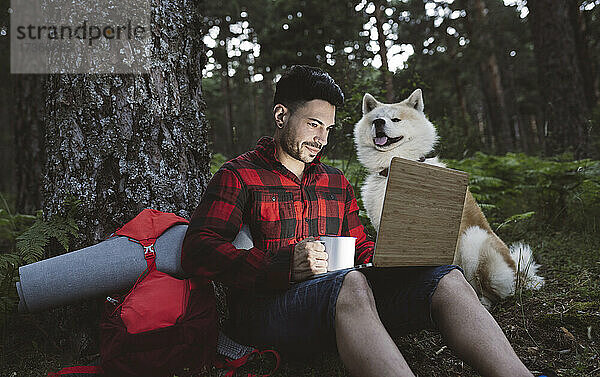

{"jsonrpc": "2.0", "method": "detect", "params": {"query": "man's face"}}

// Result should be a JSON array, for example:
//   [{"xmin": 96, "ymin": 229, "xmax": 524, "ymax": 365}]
[{"xmin": 279, "ymin": 99, "xmax": 336, "ymax": 164}]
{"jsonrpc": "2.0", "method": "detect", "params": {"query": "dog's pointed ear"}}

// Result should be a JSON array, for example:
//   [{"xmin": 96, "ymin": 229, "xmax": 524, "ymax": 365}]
[
  {"xmin": 405, "ymin": 89, "xmax": 424, "ymax": 112},
  {"xmin": 362, "ymin": 93, "xmax": 381, "ymax": 114}
]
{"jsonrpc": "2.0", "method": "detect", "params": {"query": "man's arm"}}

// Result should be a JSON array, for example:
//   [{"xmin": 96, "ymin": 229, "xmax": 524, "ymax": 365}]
[
  {"xmin": 181, "ymin": 167, "xmax": 292, "ymax": 291},
  {"xmin": 342, "ymin": 180, "xmax": 374, "ymax": 264}
]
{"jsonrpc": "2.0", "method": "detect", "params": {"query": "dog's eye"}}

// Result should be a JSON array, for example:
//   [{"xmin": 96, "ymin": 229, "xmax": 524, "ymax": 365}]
[{"xmin": 391, "ymin": 118, "xmax": 401, "ymax": 122}]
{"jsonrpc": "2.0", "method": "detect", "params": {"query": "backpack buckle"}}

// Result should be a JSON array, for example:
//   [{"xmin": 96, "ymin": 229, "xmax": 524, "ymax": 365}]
[{"xmin": 143, "ymin": 244, "xmax": 156, "ymax": 260}]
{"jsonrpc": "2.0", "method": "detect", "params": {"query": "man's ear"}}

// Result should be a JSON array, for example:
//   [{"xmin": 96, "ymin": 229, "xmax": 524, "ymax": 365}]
[
  {"xmin": 362, "ymin": 93, "xmax": 381, "ymax": 115},
  {"xmin": 273, "ymin": 104, "xmax": 287, "ymax": 128},
  {"xmin": 405, "ymin": 89, "xmax": 424, "ymax": 112}
]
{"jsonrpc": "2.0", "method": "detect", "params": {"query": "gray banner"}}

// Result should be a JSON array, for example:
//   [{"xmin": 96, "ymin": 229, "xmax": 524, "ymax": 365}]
[{"xmin": 11, "ymin": 0, "xmax": 151, "ymax": 74}]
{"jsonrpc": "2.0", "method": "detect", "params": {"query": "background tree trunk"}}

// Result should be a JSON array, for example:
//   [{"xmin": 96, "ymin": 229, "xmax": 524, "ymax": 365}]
[
  {"xmin": 468, "ymin": 0, "xmax": 514, "ymax": 154},
  {"xmin": 569, "ymin": 0, "xmax": 597, "ymax": 110},
  {"xmin": 529, "ymin": 0, "xmax": 591, "ymax": 157},
  {"xmin": 13, "ymin": 75, "xmax": 46, "ymax": 214},
  {"xmin": 0, "ymin": 29, "xmax": 15, "ymax": 199},
  {"xmin": 39, "ymin": 0, "xmax": 210, "ymax": 359},
  {"xmin": 262, "ymin": 71, "xmax": 276, "ymax": 139},
  {"xmin": 374, "ymin": 3, "xmax": 394, "ymax": 102},
  {"xmin": 222, "ymin": 68, "xmax": 235, "ymax": 155}
]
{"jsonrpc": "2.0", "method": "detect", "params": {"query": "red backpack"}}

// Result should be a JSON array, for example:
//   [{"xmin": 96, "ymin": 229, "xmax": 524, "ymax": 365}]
[
  {"xmin": 47, "ymin": 209, "xmax": 279, "ymax": 377},
  {"xmin": 99, "ymin": 209, "xmax": 217, "ymax": 376}
]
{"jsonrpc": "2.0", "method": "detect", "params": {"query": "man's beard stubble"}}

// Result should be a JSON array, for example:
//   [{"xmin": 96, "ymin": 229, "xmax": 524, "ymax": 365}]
[{"xmin": 280, "ymin": 125, "xmax": 321, "ymax": 164}]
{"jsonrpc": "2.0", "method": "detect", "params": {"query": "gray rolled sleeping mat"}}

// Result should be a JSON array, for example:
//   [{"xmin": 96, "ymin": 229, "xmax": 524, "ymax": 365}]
[{"xmin": 16, "ymin": 224, "xmax": 254, "ymax": 313}]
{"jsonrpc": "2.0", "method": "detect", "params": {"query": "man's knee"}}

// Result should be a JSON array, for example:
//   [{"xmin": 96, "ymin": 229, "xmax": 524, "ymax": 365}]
[
  {"xmin": 336, "ymin": 271, "xmax": 375, "ymax": 315},
  {"xmin": 431, "ymin": 268, "xmax": 478, "ymax": 310}
]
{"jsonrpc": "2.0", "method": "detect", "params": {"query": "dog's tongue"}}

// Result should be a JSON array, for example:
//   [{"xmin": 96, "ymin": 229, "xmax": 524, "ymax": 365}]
[{"xmin": 374, "ymin": 136, "xmax": 388, "ymax": 146}]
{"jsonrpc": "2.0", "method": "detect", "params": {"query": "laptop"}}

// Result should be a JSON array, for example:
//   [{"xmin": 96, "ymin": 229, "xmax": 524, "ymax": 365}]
[
  {"xmin": 318, "ymin": 157, "xmax": 468, "ymax": 277},
  {"xmin": 371, "ymin": 157, "xmax": 469, "ymax": 267}
]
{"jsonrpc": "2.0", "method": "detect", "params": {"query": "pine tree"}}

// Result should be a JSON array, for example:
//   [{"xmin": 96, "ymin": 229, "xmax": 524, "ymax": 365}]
[{"xmin": 529, "ymin": 0, "xmax": 591, "ymax": 157}]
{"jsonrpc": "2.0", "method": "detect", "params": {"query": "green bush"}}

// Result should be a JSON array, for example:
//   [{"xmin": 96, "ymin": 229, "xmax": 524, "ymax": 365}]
[
  {"xmin": 210, "ymin": 152, "xmax": 229, "ymax": 176},
  {"xmin": 445, "ymin": 153, "xmax": 600, "ymax": 234}
]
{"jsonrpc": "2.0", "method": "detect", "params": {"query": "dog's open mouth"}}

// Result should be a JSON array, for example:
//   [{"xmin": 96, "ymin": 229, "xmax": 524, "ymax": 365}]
[{"xmin": 373, "ymin": 133, "xmax": 404, "ymax": 147}]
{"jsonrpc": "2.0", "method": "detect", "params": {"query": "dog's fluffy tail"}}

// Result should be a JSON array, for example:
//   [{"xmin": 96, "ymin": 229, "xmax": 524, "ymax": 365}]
[
  {"xmin": 509, "ymin": 242, "xmax": 545, "ymax": 290},
  {"xmin": 458, "ymin": 226, "xmax": 516, "ymax": 305}
]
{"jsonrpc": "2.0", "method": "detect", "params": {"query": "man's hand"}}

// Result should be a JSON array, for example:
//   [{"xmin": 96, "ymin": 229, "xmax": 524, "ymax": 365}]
[{"xmin": 291, "ymin": 236, "xmax": 328, "ymax": 282}]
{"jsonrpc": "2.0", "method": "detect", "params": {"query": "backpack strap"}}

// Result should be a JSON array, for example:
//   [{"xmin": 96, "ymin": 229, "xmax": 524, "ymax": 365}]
[
  {"xmin": 129, "ymin": 238, "xmax": 157, "ymax": 270},
  {"xmin": 141, "ymin": 243, "xmax": 156, "ymax": 270},
  {"xmin": 47, "ymin": 365, "xmax": 103, "ymax": 376},
  {"xmin": 108, "ymin": 238, "xmax": 157, "ymax": 317}
]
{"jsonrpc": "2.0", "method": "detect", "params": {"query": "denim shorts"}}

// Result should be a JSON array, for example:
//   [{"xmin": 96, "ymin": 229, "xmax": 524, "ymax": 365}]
[{"xmin": 225, "ymin": 265, "xmax": 463, "ymax": 358}]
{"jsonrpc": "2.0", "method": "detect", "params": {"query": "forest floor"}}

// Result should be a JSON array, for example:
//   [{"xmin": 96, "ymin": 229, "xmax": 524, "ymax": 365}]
[
  {"xmin": 231, "ymin": 228, "xmax": 600, "ymax": 377},
  {"xmin": 2, "ymin": 228, "xmax": 599, "ymax": 377}
]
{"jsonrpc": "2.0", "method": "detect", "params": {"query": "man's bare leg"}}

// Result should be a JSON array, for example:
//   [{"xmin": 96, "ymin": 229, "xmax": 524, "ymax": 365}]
[
  {"xmin": 335, "ymin": 271, "xmax": 415, "ymax": 377},
  {"xmin": 431, "ymin": 269, "xmax": 533, "ymax": 377}
]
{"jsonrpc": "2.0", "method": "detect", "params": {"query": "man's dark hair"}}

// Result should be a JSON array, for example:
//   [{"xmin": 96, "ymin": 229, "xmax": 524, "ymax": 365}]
[{"xmin": 273, "ymin": 65, "xmax": 344, "ymax": 113}]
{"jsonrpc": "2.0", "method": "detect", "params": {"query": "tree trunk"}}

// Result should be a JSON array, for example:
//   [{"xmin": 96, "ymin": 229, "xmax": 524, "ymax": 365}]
[
  {"xmin": 529, "ymin": 0, "xmax": 590, "ymax": 157},
  {"xmin": 515, "ymin": 115, "xmax": 531, "ymax": 154},
  {"xmin": 569, "ymin": 0, "xmax": 597, "ymax": 110},
  {"xmin": 476, "ymin": 105, "xmax": 491, "ymax": 148},
  {"xmin": 44, "ymin": 23, "xmax": 209, "ymax": 241},
  {"xmin": 222, "ymin": 68, "xmax": 234, "ymax": 154},
  {"xmin": 469, "ymin": 0, "xmax": 514, "ymax": 154},
  {"xmin": 453, "ymin": 73, "xmax": 473, "ymax": 142},
  {"xmin": 253, "ymin": 80, "xmax": 262, "ymax": 142},
  {"xmin": 529, "ymin": 114, "xmax": 542, "ymax": 149},
  {"xmin": 454, "ymin": 76, "xmax": 470, "ymax": 130},
  {"xmin": 13, "ymin": 75, "xmax": 46, "ymax": 214},
  {"xmin": 40, "ymin": 0, "xmax": 210, "ymax": 359},
  {"xmin": 0, "ymin": 34, "xmax": 15, "ymax": 197},
  {"xmin": 374, "ymin": 3, "xmax": 394, "ymax": 102},
  {"xmin": 262, "ymin": 71, "xmax": 276, "ymax": 141}
]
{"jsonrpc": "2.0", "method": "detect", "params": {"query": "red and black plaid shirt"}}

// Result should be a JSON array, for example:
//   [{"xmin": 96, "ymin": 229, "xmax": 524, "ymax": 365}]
[{"xmin": 182, "ymin": 137, "xmax": 374, "ymax": 292}]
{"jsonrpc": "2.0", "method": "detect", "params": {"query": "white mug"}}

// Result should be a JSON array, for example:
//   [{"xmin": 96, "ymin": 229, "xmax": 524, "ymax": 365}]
[{"xmin": 319, "ymin": 236, "xmax": 356, "ymax": 271}]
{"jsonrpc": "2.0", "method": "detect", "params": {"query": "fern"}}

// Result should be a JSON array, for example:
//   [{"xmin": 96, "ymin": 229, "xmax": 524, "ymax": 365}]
[
  {"xmin": 0, "ymin": 253, "xmax": 22, "ymax": 271},
  {"xmin": 0, "ymin": 253, "xmax": 21, "ymax": 325},
  {"xmin": 1, "ymin": 196, "xmax": 82, "ymax": 327},
  {"xmin": 0, "ymin": 253, "xmax": 20, "ymax": 318},
  {"xmin": 16, "ymin": 209, "xmax": 80, "ymax": 264},
  {"xmin": 496, "ymin": 211, "xmax": 536, "ymax": 232}
]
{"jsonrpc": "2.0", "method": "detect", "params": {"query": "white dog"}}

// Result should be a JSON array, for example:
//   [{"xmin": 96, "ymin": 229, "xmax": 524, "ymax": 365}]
[{"xmin": 354, "ymin": 89, "xmax": 544, "ymax": 307}]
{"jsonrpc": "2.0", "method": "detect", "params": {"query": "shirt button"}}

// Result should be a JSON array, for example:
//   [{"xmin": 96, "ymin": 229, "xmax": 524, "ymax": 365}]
[{"xmin": 271, "ymin": 195, "xmax": 276, "ymax": 201}]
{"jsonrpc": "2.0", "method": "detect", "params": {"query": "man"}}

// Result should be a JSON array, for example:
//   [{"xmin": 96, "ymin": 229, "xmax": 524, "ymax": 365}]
[{"xmin": 182, "ymin": 65, "xmax": 539, "ymax": 377}]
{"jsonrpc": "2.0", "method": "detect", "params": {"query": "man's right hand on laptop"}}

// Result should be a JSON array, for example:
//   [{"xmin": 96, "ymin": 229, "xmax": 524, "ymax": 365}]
[{"xmin": 291, "ymin": 236, "xmax": 328, "ymax": 282}]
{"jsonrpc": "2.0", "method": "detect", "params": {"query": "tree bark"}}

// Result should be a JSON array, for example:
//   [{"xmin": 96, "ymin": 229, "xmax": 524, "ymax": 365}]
[
  {"xmin": 40, "ymin": 0, "xmax": 210, "ymax": 359},
  {"xmin": 529, "ymin": 0, "xmax": 590, "ymax": 157},
  {"xmin": 43, "ymin": 9, "xmax": 210, "ymax": 242}
]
